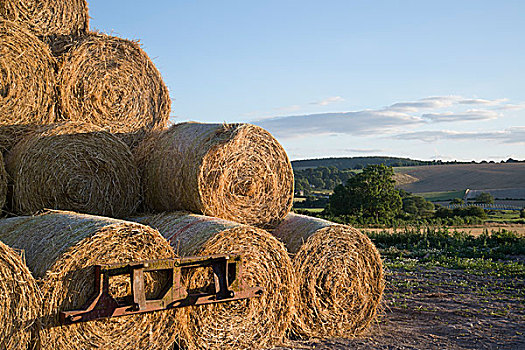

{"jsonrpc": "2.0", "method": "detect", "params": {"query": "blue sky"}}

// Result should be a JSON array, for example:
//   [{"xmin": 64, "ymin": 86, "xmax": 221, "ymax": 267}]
[{"xmin": 88, "ymin": 0, "xmax": 524, "ymax": 161}]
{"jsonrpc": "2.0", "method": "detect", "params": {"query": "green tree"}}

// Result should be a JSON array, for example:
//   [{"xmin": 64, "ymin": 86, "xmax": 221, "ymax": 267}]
[
  {"xmin": 475, "ymin": 192, "xmax": 495, "ymax": 204},
  {"xmin": 521, "ymin": 208, "xmax": 525, "ymax": 219},
  {"xmin": 450, "ymin": 198, "xmax": 464, "ymax": 205},
  {"xmin": 328, "ymin": 164, "xmax": 402, "ymax": 219},
  {"xmin": 402, "ymin": 195, "xmax": 434, "ymax": 217}
]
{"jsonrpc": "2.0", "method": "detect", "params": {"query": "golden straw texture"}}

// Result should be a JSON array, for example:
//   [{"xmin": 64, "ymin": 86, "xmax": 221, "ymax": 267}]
[
  {"xmin": 272, "ymin": 213, "xmax": 385, "ymax": 338},
  {"xmin": 7, "ymin": 122, "xmax": 141, "ymax": 218},
  {"xmin": 133, "ymin": 212, "xmax": 296, "ymax": 350},
  {"xmin": 0, "ymin": 20, "xmax": 57, "ymax": 128},
  {"xmin": 0, "ymin": 240, "xmax": 40, "ymax": 350},
  {"xmin": 57, "ymin": 33, "xmax": 170, "ymax": 135},
  {"xmin": 0, "ymin": 211, "xmax": 186, "ymax": 350},
  {"xmin": 0, "ymin": 0, "xmax": 89, "ymax": 38},
  {"xmin": 136, "ymin": 122, "xmax": 294, "ymax": 229},
  {"xmin": 0, "ymin": 152, "xmax": 6, "ymax": 211}
]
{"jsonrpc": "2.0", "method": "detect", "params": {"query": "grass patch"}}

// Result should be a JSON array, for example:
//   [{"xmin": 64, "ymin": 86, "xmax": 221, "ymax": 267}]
[
  {"xmin": 295, "ymin": 208, "xmax": 324, "ymax": 213},
  {"xmin": 416, "ymin": 190, "xmax": 466, "ymax": 202}
]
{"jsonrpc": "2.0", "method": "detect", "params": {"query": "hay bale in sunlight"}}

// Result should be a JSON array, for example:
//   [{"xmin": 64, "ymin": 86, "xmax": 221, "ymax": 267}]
[
  {"xmin": 135, "ymin": 122, "xmax": 294, "ymax": 229},
  {"xmin": 0, "ymin": 240, "xmax": 40, "ymax": 350},
  {"xmin": 0, "ymin": 210, "xmax": 186, "ymax": 350},
  {"xmin": 7, "ymin": 122, "xmax": 140, "ymax": 218},
  {"xmin": 57, "ymin": 33, "xmax": 170, "ymax": 136},
  {"xmin": 272, "ymin": 213, "xmax": 385, "ymax": 338},
  {"xmin": 133, "ymin": 212, "xmax": 295, "ymax": 350},
  {"xmin": 0, "ymin": 20, "xmax": 57, "ymax": 128},
  {"xmin": 0, "ymin": 152, "xmax": 7, "ymax": 211},
  {"xmin": 0, "ymin": 0, "xmax": 88, "ymax": 38}
]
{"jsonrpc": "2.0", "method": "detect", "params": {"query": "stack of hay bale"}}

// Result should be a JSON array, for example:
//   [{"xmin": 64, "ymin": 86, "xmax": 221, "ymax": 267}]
[{"xmin": 0, "ymin": 1, "xmax": 385, "ymax": 349}]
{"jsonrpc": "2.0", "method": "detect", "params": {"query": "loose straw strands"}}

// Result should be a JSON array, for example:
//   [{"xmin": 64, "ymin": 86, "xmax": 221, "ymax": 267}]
[
  {"xmin": 57, "ymin": 33, "xmax": 171, "ymax": 135},
  {"xmin": 0, "ymin": 240, "xmax": 40, "ymax": 350},
  {"xmin": 0, "ymin": 0, "xmax": 89, "ymax": 38},
  {"xmin": 6, "ymin": 122, "xmax": 141, "ymax": 218},
  {"xmin": 0, "ymin": 20, "xmax": 57, "ymax": 128},
  {"xmin": 0, "ymin": 210, "xmax": 186, "ymax": 350},
  {"xmin": 135, "ymin": 123, "xmax": 294, "ymax": 229},
  {"xmin": 133, "ymin": 212, "xmax": 296, "ymax": 350},
  {"xmin": 0, "ymin": 152, "xmax": 6, "ymax": 211},
  {"xmin": 272, "ymin": 213, "xmax": 385, "ymax": 338}
]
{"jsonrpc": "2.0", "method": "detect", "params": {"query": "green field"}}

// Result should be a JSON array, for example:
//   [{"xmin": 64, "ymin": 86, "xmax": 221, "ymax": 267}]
[
  {"xmin": 294, "ymin": 208, "xmax": 324, "ymax": 213},
  {"xmin": 417, "ymin": 190, "xmax": 466, "ymax": 202}
]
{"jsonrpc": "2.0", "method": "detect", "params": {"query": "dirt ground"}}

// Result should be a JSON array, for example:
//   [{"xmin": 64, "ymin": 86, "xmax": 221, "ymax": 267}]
[{"xmin": 280, "ymin": 265, "xmax": 525, "ymax": 350}]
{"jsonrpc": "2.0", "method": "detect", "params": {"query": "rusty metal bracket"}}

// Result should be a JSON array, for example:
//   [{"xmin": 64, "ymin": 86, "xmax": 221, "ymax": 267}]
[{"xmin": 59, "ymin": 254, "xmax": 263, "ymax": 324}]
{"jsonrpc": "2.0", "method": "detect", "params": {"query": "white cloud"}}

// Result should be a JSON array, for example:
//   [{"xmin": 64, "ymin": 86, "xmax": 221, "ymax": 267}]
[
  {"xmin": 458, "ymin": 98, "xmax": 508, "ymax": 105},
  {"xmin": 252, "ymin": 95, "xmax": 514, "ymax": 139},
  {"xmin": 310, "ymin": 96, "xmax": 345, "ymax": 106},
  {"xmin": 344, "ymin": 148, "xmax": 386, "ymax": 154},
  {"xmin": 421, "ymin": 109, "xmax": 500, "ymax": 122},
  {"xmin": 495, "ymin": 103, "xmax": 525, "ymax": 111},
  {"xmin": 394, "ymin": 127, "xmax": 525, "ymax": 144},
  {"xmin": 389, "ymin": 96, "xmax": 508, "ymax": 112},
  {"xmin": 254, "ymin": 110, "xmax": 424, "ymax": 138}
]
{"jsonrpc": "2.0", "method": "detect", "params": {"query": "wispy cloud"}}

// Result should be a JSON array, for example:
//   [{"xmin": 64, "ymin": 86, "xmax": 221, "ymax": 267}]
[
  {"xmin": 253, "ymin": 95, "xmax": 511, "ymax": 139},
  {"xmin": 394, "ymin": 127, "xmax": 525, "ymax": 144},
  {"xmin": 495, "ymin": 102, "xmax": 525, "ymax": 111},
  {"xmin": 255, "ymin": 110, "xmax": 424, "ymax": 138},
  {"xmin": 421, "ymin": 109, "xmax": 500, "ymax": 122},
  {"xmin": 310, "ymin": 96, "xmax": 345, "ymax": 106},
  {"xmin": 345, "ymin": 148, "xmax": 386, "ymax": 154},
  {"xmin": 389, "ymin": 96, "xmax": 508, "ymax": 112},
  {"xmin": 458, "ymin": 98, "xmax": 508, "ymax": 105}
]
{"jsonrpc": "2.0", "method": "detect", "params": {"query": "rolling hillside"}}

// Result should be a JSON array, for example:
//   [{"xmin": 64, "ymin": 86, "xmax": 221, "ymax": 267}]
[
  {"xmin": 291, "ymin": 157, "xmax": 433, "ymax": 170},
  {"xmin": 395, "ymin": 163, "xmax": 525, "ymax": 195}
]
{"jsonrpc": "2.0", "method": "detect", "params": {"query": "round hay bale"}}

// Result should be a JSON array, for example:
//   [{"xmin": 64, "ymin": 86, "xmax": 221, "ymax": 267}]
[
  {"xmin": 272, "ymin": 213, "xmax": 385, "ymax": 338},
  {"xmin": 136, "ymin": 122, "xmax": 294, "ymax": 229},
  {"xmin": 0, "ymin": 20, "xmax": 57, "ymax": 127},
  {"xmin": 0, "ymin": 210, "xmax": 186, "ymax": 350},
  {"xmin": 0, "ymin": 240, "xmax": 40, "ymax": 350},
  {"xmin": 0, "ymin": 152, "xmax": 7, "ymax": 211},
  {"xmin": 6, "ymin": 122, "xmax": 141, "ymax": 218},
  {"xmin": 133, "ymin": 212, "xmax": 295, "ymax": 350},
  {"xmin": 0, "ymin": 0, "xmax": 89, "ymax": 38},
  {"xmin": 57, "ymin": 33, "xmax": 170, "ymax": 135}
]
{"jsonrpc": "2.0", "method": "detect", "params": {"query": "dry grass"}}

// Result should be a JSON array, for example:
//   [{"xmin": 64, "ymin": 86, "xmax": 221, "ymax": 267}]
[
  {"xmin": 0, "ymin": 0, "xmax": 89, "ymax": 38},
  {"xmin": 135, "ymin": 122, "xmax": 294, "ymax": 229},
  {"xmin": 0, "ymin": 240, "xmax": 41, "ymax": 350},
  {"xmin": 272, "ymin": 213, "xmax": 385, "ymax": 339},
  {"xmin": 56, "ymin": 32, "xmax": 170, "ymax": 138},
  {"xmin": 0, "ymin": 152, "xmax": 6, "ymax": 211},
  {"xmin": 133, "ymin": 212, "xmax": 296, "ymax": 350},
  {"xmin": 0, "ymin": 210, "xmax": 187, "ymax": 350},
  {"xmin": 0, "ymin": 21, "xmax": 57, "ymax": 131},
  {"xmin": 6, "ymin": 122, "xmax": 141, "ymax": 218}
]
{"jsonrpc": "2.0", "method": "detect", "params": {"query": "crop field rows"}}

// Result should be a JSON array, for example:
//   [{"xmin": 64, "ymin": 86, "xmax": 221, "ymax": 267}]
[{"xmin": 280, "ymin": 228, "xmax": 525, "ymax": 349}]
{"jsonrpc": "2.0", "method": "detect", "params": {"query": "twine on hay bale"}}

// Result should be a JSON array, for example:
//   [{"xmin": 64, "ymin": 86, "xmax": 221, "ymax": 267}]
[
  {"xmin": 57, "ymin": 33, "xmax": 170, "ymax": 136},
  {"xmin": 0, "ymin": 210, "xmax": 186, "ymax": 350},
  {"xmin": 272, "ymin": 213, "xmax": 385, "ymax": 338},
  {"xmin": 133, "ymin": 212, "xmax": 296, "ymax": 350},
  {"xmin": 135, "ymin": 122, "xmax": 294, "ymax": 229},
  {"xmin": 0, "ymin": 240, "xmax": 40, "ymax": 350},
  {"xmin": 6, "ymin": 122, "xmax": 141, "ymax": 218},
  {"xmin": 0, "ymin": 0, "xmax": 89, "ymax": 38},
  {"xmin": 0, "ymin": 20, "xmax": 57, "ymax": 128}
]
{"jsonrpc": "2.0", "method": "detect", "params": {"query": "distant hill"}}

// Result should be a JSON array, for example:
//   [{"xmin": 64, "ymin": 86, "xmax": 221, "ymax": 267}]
[
  {"xmin": 396, "ymin": 163, "xmax": 525, "ymax": 195},
  {"xmin": 291, "ymin": 156, "xmax": 433, "ymax": 170}
]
